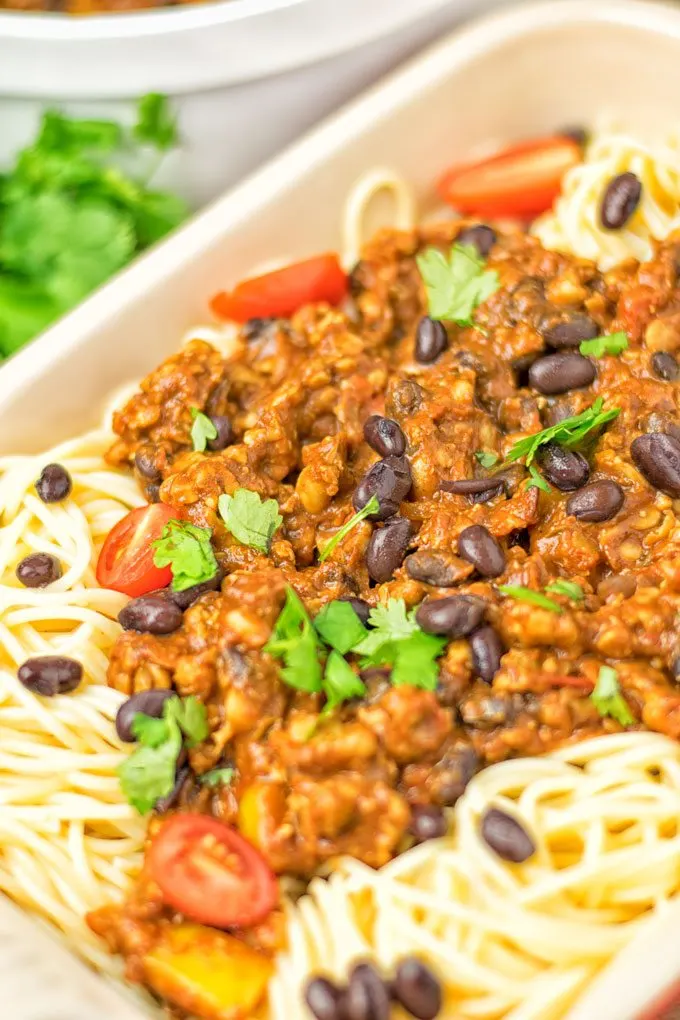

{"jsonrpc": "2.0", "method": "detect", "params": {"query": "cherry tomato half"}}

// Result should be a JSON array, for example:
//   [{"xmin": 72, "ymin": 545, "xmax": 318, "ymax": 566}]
[
  {"xmin": 149, "ymin": 814, "xmax": 278, "ymax": 930},
  {"xmin": 437, "ymin": 136, "xmax": 582, "ymax": 220},
  {"xmin": 210, "ymin": 253, "xmax": 348, "ymax": 323},
  {"xmin": 96, "ymin": 503, "xmax": 175, "ymax": 597}
]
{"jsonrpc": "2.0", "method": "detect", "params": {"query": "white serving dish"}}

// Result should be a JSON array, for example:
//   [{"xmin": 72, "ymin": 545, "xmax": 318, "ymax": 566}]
[
  {"xmin": 3, "ymin": 0, "xmax": 680, "ymax": 1016},
  {"xmin": 0, "ymin": 0, "xmax": 508, "ymax": 207}
]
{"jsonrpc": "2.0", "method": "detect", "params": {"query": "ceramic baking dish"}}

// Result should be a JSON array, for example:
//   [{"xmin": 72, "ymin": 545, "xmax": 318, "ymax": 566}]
[{"xmin": 3, "ymin": 1, "xmax": 680, "ymax": 1017}]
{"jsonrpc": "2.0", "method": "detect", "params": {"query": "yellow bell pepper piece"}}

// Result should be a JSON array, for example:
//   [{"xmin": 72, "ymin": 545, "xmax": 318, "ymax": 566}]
[{"xmin": 143, "ymin": 923, "xmax": 273, "ymax": 1020}]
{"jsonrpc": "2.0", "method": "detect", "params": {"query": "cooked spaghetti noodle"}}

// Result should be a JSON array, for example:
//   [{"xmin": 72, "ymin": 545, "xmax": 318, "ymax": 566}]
[
  {"xmin": 269, "ymin": 733, "xmax": 680, "ymax": 1020},
  {"xmin": 533, "ymin": 131, "xmax": 680, "ymax": 269},
  {"xmin": 0, "ymin": 432, "xmax": 146, "ymax": 970}
]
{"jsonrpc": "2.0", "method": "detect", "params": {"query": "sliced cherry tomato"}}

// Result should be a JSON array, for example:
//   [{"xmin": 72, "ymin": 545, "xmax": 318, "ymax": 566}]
[
  {"xmin": 96, "ymin": 503, "xmax": 175, "ymax": 597},
  {"xmin": 210, "ymin": 253, "xmax": 348, "ymax": 323},
  {"xmin": 148, "ymin": 814, "xmax": 278, "ymax": 930},
  {"xmin": 437, "ymin": 136, "xmax": 582, "ymax": 220}
]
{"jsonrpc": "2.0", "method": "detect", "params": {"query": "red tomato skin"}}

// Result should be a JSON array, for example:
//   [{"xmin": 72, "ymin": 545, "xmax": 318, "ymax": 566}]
[
  {"xmin": 210, "ymin": 253, "xmax": 347, "ymax": 323},
  {"xmin": 148, "ymin": 814, "xmax": 278, "ymax": 930},
  {"xmin": 438, "ymin": 137, "xmax": 582, "ymax": 220},
  {"xmin": 96, "ymin": 503, "xmax": 175, "ymax": 598}
]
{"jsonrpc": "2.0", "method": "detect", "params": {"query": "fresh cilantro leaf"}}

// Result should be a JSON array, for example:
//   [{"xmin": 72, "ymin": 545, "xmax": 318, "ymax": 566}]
[
  {"xmin": 498, "ymin": 585, "xmax": 563, "ymax": 614},
  {"xmin": 153, "ymin": 519, "xmax": 219, "ymax": 592},
  {"xmin": 579, "ymin": 331, "xmax": 628, "ymax": 359},
  {"xmin": 319, "ymin": 495, "xmax": 379, "ymax": 562},
  {"xmin": 475, "ymin": 450, "xmax": 499, "ymax": 469},
  {"xmin": 0, "ymin": 278, "xmax": 61, "ymax": 356},
  {"xmin": 134, "ymin": 93, "xmax": 179, "ymax": 151},
  {"xmin": 218, "ymin": 488, "xmax": 283, "ymax": 554},
  {"xmin": 200, "ymin": 767, "xmax": 235, "ymax": 788},
  {"xmin": 190, "ymin": 407, "xmax": 218, "ymax": 453},
  {"xmin": 526, "ymin": 463, "xmax": 551, "ymax": 493},
  {"xmin": 133, "ymin": 190, "xmax": 188, "ymax": 247},
  {"xmin": 314, "ymin": 600, "xmax": 368, "ymax": 654},
  {"xmin": 416, "ymin": 242, "xmax": 499, "ymax": 326},
  {"xmin": 323, "ymin": 651, "xmax": 366, "ymax": 712},
  {"xmin": 590, "ymin": 666, "xmax": 635, "ymax": 726},
  {"xmin": 546, "ymin": 579, "xmax": 584, "ymax": 602},
  {"xmin": 118, "ymin": 695, "xmax": 206, "ymax": 815},
  {"xmin": 36, "ymin": 110, "xmax": 123, "ymax": 155},
  {"xmin": 353, "ymin": 598, "xmax": 446, "ymax": 692},
  {"xmin": 265, "ymin": 586, "xmax": 323, "ymax": 693},
  {"xmin": 391, "ymin": 631, "xmax": 446, "ymax": 690},
  {"xmin": 505, "ymin": 398, "xmax": 620, "ymax": 467}
]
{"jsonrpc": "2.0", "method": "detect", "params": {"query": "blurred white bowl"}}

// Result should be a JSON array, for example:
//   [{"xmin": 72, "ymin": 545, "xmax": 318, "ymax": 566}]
[{"xmin": 0, "ymin": 0, "xmax": 510, "ymax": 206}]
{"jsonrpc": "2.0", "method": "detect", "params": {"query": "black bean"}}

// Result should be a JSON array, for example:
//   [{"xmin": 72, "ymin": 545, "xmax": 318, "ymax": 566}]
[
  {"xmin": 652, "ymin": 351, "xmax": 680, "ymax": 381},
  {"xmin": 456, "ymin": 224, "xmax": 497, "ymax": 258},
  {"xmin": 242, "ymin": 317, "xmax": 275, "ymax": 341},
  {"xmin": 393, "ymin": 958, "xmax": 442, "ymax": 1020},
  {"xmin": 339, "ymin": 596, "xmax": 372, "ymax": 627},
  {"xmin": 566, "ymin": 479, "xmax": 624, "ymax": 522},
  {"xmin": 15, "ymin": 552, "xmax": 62, "ymax": 588},
  {"xmin": 349, "ymin": 261, "xmax": 367, "ymax": 298},
  {"xmin": 416, "ymin": 595, "xmax": 486, "ymax": 637},
  {"xmin": 146, "ymin": 483, "xmax": 161, "ymax": 504},
  {"xmin": 164, "ymin": 570, "xmax": 224, "ymax": 610},
  {"xmin": 118, "ymin": 595, "xmax": 184, "ymax": 635},
  {"xmin": 353, "ymin": 456, "xmax": 412, "ymax": 520},
  {"xmin": 631, "ymin": 432, "xmax": 680, "ymax": 498},
  {"xmin": 115, "ymin": 689, "xmax": 176, "ymax": 743},
  {"xmin": 305, "ymin": 977, "xmax": 346, "ymax": 1020},
  {"xmin": 134, "ymin": 446, "xmax": 162, "ymax": 482},
  {"xmin": 415, "ymin": 316, "xmax": 448, "ymax": 364},
  {"xmin": 481, "ymin": 807, "xmax": 535, "ymax": 862},
  {"xmin": 538, "ymin": 443, "xmax": 590, "ymax": 491},
  {"xmin": 363, "ymin": 415, "xmax": 406, "ymax": 457},
  {"xmin": 528, "ymin": 352, "xmax": 596, "ymax": 395},
  {"xmin": 345, "ymin": 962, "xmax": 390, "ymax": 1020},
  {"xmin": 440, "ymin": 475, "xmax": 506, "ymax": 499},
  {"xmin": 366, "ymin": 517, "xmax": 412, "ymax": 583},
  {"xmin": 458, "ymin": 525, "xmax": 505, "ymax": 578},
  {"xmin": 404, "ymin": 550, "xmax": 467, "ymax": 588},
  {"xmin": 18, "ymin": 656, "xmax": 82, "ymax": 696},
  {"xmin": 435, "ymin": 747, "xmax": 478, "ymax": 806},
  {"xmin": 155, "ymin": 765, "xmax": 191, "ymax": 815},
  {"xmin": 207, "ymin": 416, "xmax": 234, "ymax": 451},
  {"xmin": 469, "ymin": 625, "xmax": 504, "ymax": 684},
  {"xmin": 409, "ymin": 804, "xmax": 447, "ymax": 845},
  {"xmin": 542, "ymin": 314, "xmax": 598, "ymax": 349},
  {"xmin": 600, "ymin": 172, "xmax": 642, "ymax": 230},
  {"xmin": 643, "ymin": 413, "xmax": 680, "ymax": 443},
  {"xmin": 35, "ymin": 463, "xmax": 72, "ymax": 503}
]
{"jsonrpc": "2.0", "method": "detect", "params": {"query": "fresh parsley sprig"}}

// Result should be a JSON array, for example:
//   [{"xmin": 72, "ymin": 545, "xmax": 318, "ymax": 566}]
[
  {"xmin": 319, "ymin": 495, "xmax": 379, "ymax": 563},
  {"xmin": 416, "ymin": 243, "xmax": 499, "ymax": 326},
  {"xmin": 264, "ymin": 586, "xmax": 323, "ymax": 694},
  {"xmin": 314, "ymin": 600, "xmax": 368, "ymax": 654},
  {"xmin": 152, "ymin": 519, "xmax": 219, "ymax": 592},
  {"xmin": 526, "ymin": 463, "xmax": 551, "ymax": 493},
  {"xmin": 353, "ymin": 599, "xmax": 447, "ymax": 691},
  {"xmin": 218, "ymin": 488, "xmax": 283, "ymax": 554},
  {"xmin": 590, "ymin": 666, "xmax": 634, "ymax": 726},
  {"xmin": 579, "ymin": 331, "xmax": 628, "ymax": 359},
  {"xmin": 118, "ymin": 695, "xmax": 208, "ymax": 815},
  {"xmin": 190, "ymin": 408, "xmax": 217, "ymax": 452},
  {"xmin": 505, "ymin": 398, "xmax": 621, "ymax": 468}
]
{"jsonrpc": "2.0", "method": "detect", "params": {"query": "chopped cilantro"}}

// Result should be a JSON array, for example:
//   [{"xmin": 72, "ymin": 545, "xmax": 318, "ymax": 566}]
[
  {"xmin": 498, "ymin": 585, "xmax": 562, "ymax": 614},
  {"xmin": 314, "ymin": 600, "xmax": 368, "ymax": 655},
  {"xmin": 0, "ymin": 95, "xmax": 186, "ymax": 359},
  {"xmin": 133, "ymin": 93, "xmax": 179, "ymax": 151},
  {"xmin": 190, "ymin": 408, "xmax": 217, "ymax": 452},
  {"xmin": 579, "ymin": 331, "xmax": 628, "ymax": 359},
  {"xmin": 319, "ymin": 495, "xmax": 379, "ymax": 563},
  {"xmin": 546, "ymin": 579, "xmax": 584, "ymax": 602},
  {"xmin": 218, "ymin": 488, "xmax": 283, "ymax": 554},
  {"xmin": 505, "ymin": 398, "xmax": 620, "ymax": 468},
  {"xmin": 416, "ymin": 243, "xmax": 499, "ymax": 326},
  {"xmin": 475, "ymin": 450, "xmax": 500, "ymax": 469},
  {"xmin": 118, "ymin": 695, "xmax": 207, "ymax": 815},
  {"xmin": 152, "ymin": 519, "xmax": 219, "ymax": 592},
  {"xmin": 354, "ymin": 598, "xmax": 446, "ymax": 691},
  {"xmin": 526, "ymin": 463, "xmax": 551, "ymax": 493},
  {"xmin": 323, "ymin": 651, "xmax": 366, "ymax": 712},
  {"xmin": 200, "ymin": 767, "xmax": 235, "ymax": 788},
  {"xmin": 590, "ymin": 666, "xmax": 634, "ymax": 726},
  {"xmin": 264, "ymin": 587, "xmax": 323, "ymax": 694}
]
